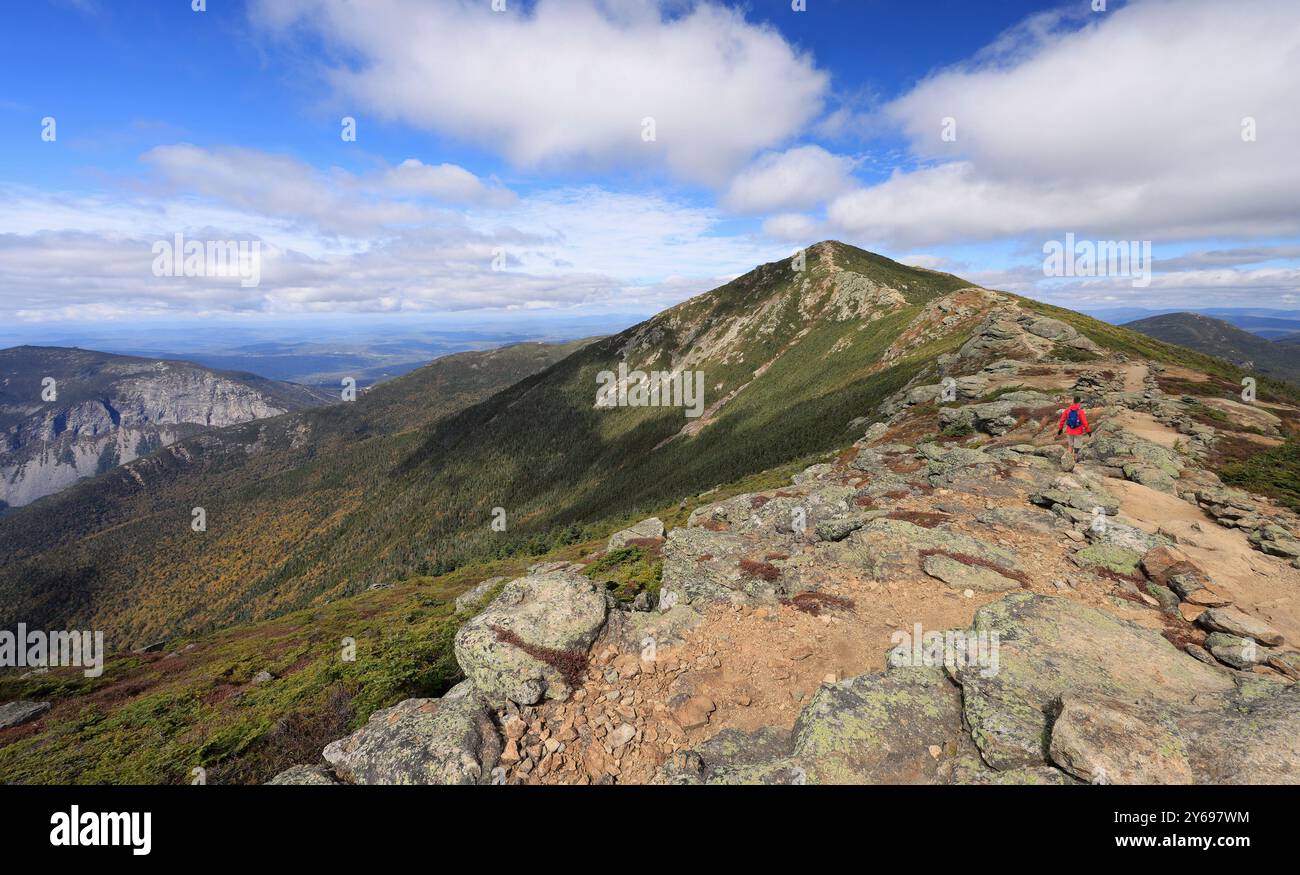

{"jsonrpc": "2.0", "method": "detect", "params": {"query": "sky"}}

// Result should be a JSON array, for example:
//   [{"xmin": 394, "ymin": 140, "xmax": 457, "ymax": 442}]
[{"xmin": 1, "ymin": 0, "xmax": 1298, "ymax": 333}]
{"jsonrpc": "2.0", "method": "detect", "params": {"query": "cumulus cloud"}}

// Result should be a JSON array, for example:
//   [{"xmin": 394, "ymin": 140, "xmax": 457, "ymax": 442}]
[
  {"xmin": 0, "ymin": 170, "xmax": 784, "ymax": 321},
  {"xmin": 250, "ymin": 0, "xmax": 828, "ymax": 185},
  {"xmin": 142, "ymin": 145, "xmax": 511, "ymax": 236},
  {"xmin": 723, "ymin": 145, "xmax": 857, "ymax": 214},
  {"xmin": 828, "ymin": 0, "xmax": 1300, "ymax": 247}
]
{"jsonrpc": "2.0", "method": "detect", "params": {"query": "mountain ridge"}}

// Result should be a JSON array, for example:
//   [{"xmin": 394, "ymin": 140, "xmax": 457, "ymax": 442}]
[
  {"xmin": 5, "ymin": 242, "xmax": 1300, "ymax": 785},
  {"xmin": 1124, "ymin": 312, "xmax": 1300, "ymax": 386},
  {"xmin": 0, "ymin": 345, "xmax": 335, "ymax": 509}
]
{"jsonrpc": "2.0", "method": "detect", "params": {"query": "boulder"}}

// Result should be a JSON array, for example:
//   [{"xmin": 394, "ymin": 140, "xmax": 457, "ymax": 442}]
[
  {"xmin": 455, "ymin": 576, "xmax": 506, "ymax": 613},
  {"xmin": 0, "ymin": 700, "xmax": 50, "ymax": 729},
  {"xmin": 454, "ymin": 572, "xmax": 608, "ymax": 706},
  {"xmin": 922, "ymin": 553, "xmax": 1021, "ymax": 592},
  {"xmin": 1196, "ymin": 607, "xmax": 1285, "ymax": 647},
  {"xmin": 321, "ymin": 693, "xmax": 502, "ymax": 785},
  {"xmin": 661, "ymin": 666, "xmax": 970, "ymax": 785},
  {"xmin": 267, "ymin": 764, "xmax": 340, "ymax": 785},
  {"xmin": 607, "ymin": 517, "xmax": 665, "ymax": 550},
  {"xmin": 949, "ymin": 594, "xmax": 1233, "ymax": 770},
  {"xmin": 1049, "ymin": 697, "xmax": 1194, "ymax": 784},
  {"xmin": 821, "ymin": 517, "xmax": 1024, "ymax": 583},
  {"xmin": 1140, "ymin": 545, "xmax": 1199, "ymax": 586},
  {"xmin": 1070, "ymin": 544, "xmax": 1142, "ymax": 577},
  {"xmin": 1203, "ymin": 632, "xmax": 1264, "ymax": 670}
]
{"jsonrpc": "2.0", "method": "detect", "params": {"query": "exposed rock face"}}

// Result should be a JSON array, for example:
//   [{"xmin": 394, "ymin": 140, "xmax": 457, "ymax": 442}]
[
  {"xmin": 1049, "ymin": 697, "xmax": 1195, "ymax": 784},
  {"xmin": 607, "ymin": 517, "xmax": 664, "ymax": 550},
  {"xmin": 953, "ymin": 594, "xmax": 1233, "ymax": 770},
  {"xmin": 0, "ymin": 700, "xmax": 50, "ymax": 729},
  {"xmin": 0, "ymin": 346, "xmax": 329, "ymax": 507},
  {"xmin": 319, "ymin": 692, "xmax": 502, "ymax": 785},
  {"xmin": 453, "ymin": 571, "xmax": 609, "ymax": 707},
  {"xmin": 454, "ymin": 576, "xmax": 506, "ymax": 613},
  {"xmin": 266, "ymin": 764, "xmax": 339, "ymax": 785}
]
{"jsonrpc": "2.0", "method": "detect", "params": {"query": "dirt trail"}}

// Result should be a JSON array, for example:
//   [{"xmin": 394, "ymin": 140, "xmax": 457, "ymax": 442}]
[
  {"xmin": 1108, "ymin": 477, "xmax": 1300, "ymax": 643},
  {"xmin": 1122, "ymin": 361, "xmax": 1150, "ymax": 393},
  {"xmin": 1109, "ymin": 409, "xmax": 1182, "ymax": 448}
]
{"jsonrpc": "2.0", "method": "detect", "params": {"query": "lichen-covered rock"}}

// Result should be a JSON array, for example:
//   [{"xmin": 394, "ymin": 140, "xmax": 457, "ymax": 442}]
[
  {"xmin": 820, "ymin": 517, "xmax": 1023, "ymax": 583},
  {"xmin": 655, "ymin": 727, "xmax": 799, "ymax": 785},
  {"xmin": 950, "ymin": 594, "xmax": 1234, "ymax": 770},
  {"xmin": 454, "ymin": 572, "xmax": 608, "ymax": 706},
  {"xmin": 661, "ymin": 666, "xmax": 970, "ymax": 785},
  {"xmin": 1177, "ymin": 683, "xmax": 1300, "ymax": 783},
  {"xmin": 922, "ymin": 553, "xmax": 1021, "ymax": 592},
  {"xmin": 607, "ymin": 517, "xmax": 664, "ymax": 550},
  {"xmin": 1048, "ymin": 697, "xmax": 1194, "ymax": 784},
  {"xmin": 321, "ymin": 693, "xmax": 502, "ymax": 785},
  {"xmin": 660, "ymin": 526, "xmax": 793, "ymax": 605},
  {"xmin": 789, "ymin": 666, "xmax": 969, "ymax": 784},
  {"xmin": 1203, "ymin": 632, "xmax": 1264, "ymax": 670},
  {"xmin": 1070, "ymin": 543, "xmax": 1143, "ymax": 577},
  {"xmin": 267, "ymin": 764, "xmax": 340, "ymax": 785},
  {"xmin": 454, "ymin": 576, "xmax": 506, "ymax": 613}
]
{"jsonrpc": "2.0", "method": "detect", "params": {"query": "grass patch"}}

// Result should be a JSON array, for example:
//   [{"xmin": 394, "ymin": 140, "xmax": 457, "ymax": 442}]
[
  {"xmin": 1220, "ymin": 438, "xmax": 1300, "ymax": 512},
  {"xmin": 582, "ymin": 545, "xmax": 662, "ymax": 603}
]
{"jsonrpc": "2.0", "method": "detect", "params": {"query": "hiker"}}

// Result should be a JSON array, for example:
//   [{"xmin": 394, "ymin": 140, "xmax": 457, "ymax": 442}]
[{"xmin": 1056, "ymin": 395, "xmax": 1092, "ymax": 461}]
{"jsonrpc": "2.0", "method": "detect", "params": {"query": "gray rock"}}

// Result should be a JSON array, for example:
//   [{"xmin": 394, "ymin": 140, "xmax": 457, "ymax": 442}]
[
  {"xmin": 922, "ymin": 553, "xmax": 1021, "ymax": 592},
  {"xmin": 1204, "ymin": 632, "xmax": 1265, "ymax": 669},
  {"xmin": 454, "ymin": 576, "xmax": 506, "ymax": 613},
  {"xmin": 1049, "ymin": 697, "xmax": 1193, "ymax": 784},
  {"xmin": 321, "ymin": 693, "xmax": 502, "ymax": 785},
  {"xmin": 1196, "ymin": 607, "xmax": 1285, "ymax": 647},
  {"xmin": 607, "ymin": 517, "xmax": 665, "ymax": 550},
  {"xmin": 0, "ymin": 700, "xmax": 50, "ymax": 729},
  {"xmin": 950, "ymin": 594, "xmax": 1233, "ymax": 770},
  {"xmin": 266, "ymin": 764, "xmax": 340, "ymax": 785},
  {"xmin": 821, "ymin": 517, "xmax": 1023, "ymax": 583},
  {"xmin": 454, "ymin": 571, "xmax": 608, "ymax": 706}
]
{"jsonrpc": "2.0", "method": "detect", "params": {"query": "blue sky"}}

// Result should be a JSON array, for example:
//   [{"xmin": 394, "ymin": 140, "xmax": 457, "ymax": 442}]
[{"xmin": 1, "ymin": 0, "xmax": 1298, "ymax": 330}]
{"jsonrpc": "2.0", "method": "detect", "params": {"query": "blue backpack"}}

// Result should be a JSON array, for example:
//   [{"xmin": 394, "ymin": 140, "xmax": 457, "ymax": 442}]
[{"xmin": 1066, "ymin": 407, "xmax": 1081, "ymax": 430}]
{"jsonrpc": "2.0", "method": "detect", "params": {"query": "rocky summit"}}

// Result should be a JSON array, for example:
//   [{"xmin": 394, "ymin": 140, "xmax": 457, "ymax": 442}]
[{"xmin": 266, "ymin": 285, "xmax": 1300, "ymax": 786}]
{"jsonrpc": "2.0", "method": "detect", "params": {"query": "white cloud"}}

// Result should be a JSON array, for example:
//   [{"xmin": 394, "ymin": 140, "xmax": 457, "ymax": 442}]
[
  {"xmin": 380, "ymin": 159, "xmax": 515, "ymax": 207},
  {"xmin": 0, "ymin": 167, "xmax": 785, "ymax": 321},
  {"xmin": 761, "ymin": 212, "xmax": 821, "ymax": 243},
  {"xmin": 828, "ymin": 0, "xmax": 1300, "ymax": 247},
  {"xmin": 142, "ymin": 145, "xmax": 511, "ymax": 236},
  {"xmin": 723, "ymin": 145, "xmax": 856, "ymax": 214},
  {"xmin": 250, "ymin": 0, "xmax": 828, "ymax": 185}
]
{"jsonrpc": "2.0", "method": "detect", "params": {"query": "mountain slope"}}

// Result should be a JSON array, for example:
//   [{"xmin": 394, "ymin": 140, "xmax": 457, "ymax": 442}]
[
  {"xmin": 0, "ymin": 243, "xmax": 986, "ymax": 645},
  {"xmin": 7, "ymin": 258, "xmax": 1300, "ymax": 785},
  {"xmin": 0, "ymin": 346, "xmax": 334, "ymax": 509},
  {"xmin": 1124, "ymin": 312, "xmax": 1300, "ymax": 386},
  {"xmin": 0, "ymin": 340, "xmax": 595, "ymax": 645}
]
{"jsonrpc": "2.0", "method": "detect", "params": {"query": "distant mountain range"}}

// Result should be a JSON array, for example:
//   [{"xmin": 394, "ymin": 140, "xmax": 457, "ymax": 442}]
[
  {"xmin": 0, "ymin": 347, "xmax": 334, "ymax": 509},
  {"xmin": 1123, "ymin": 312, "xmax": 1300, "ymax": 386},
  {"xmin": 1090, "ymin": 307, "xmax": 1300, "ymax": 339}
]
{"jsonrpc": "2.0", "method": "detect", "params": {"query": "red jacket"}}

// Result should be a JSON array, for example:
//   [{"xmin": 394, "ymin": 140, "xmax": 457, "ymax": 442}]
[{"xmin": 1058, "ymin": 403, "xmax": 1091, "ymax": 436}]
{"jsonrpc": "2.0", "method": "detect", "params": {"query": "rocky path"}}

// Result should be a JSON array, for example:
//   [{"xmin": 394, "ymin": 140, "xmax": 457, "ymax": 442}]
[{"xmin": 271, "ymin": 302, "xmax": 1300, "ymax": 786}]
